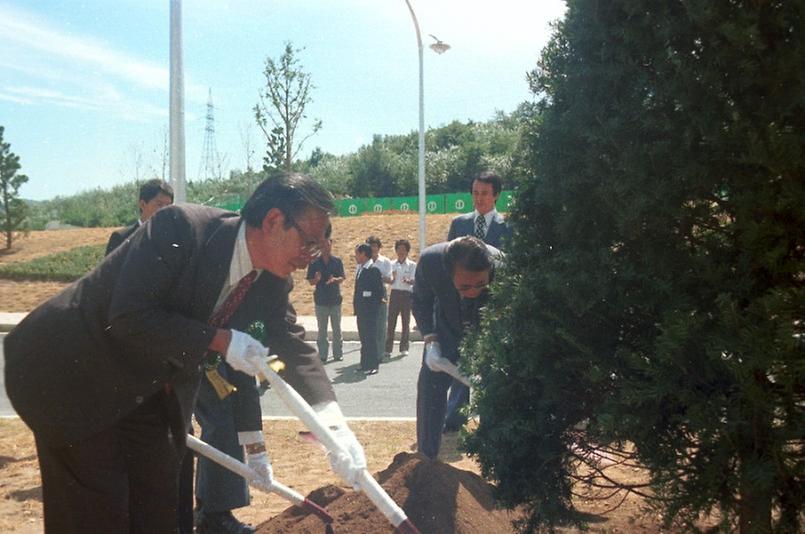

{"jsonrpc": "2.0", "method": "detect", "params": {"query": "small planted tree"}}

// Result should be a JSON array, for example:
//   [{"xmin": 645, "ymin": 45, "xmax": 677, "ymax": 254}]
[
  {"xmin": 0, "ymin": 126, "xmax": 29, "ymax": 249},
  {"xmin": 464, "ymin": 1, "xmax": 804, "ymax": 532},
  {"xmin": 254, "ymin": 41, "xmax": 322, "ymax": 171}
]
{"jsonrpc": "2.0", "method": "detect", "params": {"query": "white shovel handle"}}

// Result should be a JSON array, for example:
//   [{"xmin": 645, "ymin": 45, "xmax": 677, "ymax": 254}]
[
  {"xmin": 254, "ymin": 357, "xmax": 419, "ymax": 533},
  {"xmin": 185, "ymin": 434, "xmax": 333, "ymax": 524},
  {"xmin": 438, "ymin": 359, "xmax": 472, "ymax": 387}
]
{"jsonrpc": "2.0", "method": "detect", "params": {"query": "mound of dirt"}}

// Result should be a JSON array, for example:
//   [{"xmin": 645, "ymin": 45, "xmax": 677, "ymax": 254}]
[{"xmin": 256, "ymin": 452, "xmax": 521, "ymax": 534}]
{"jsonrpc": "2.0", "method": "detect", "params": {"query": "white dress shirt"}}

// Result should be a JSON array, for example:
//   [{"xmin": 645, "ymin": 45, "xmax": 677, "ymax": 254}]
[{"xmin": 390, "ymin": 258, "xmax": 416, "ymax": 292}]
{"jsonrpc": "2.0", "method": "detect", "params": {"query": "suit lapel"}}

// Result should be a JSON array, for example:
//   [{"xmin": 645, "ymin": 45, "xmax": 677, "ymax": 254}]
[{"xmin": 193, "ymin": 215, "xmax": 241, "ymax": 321}]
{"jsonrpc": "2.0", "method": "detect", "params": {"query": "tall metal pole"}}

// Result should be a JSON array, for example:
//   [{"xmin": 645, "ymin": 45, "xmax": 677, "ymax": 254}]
[
  {"xmin": 169, "ymin": 0, "xmax": 187, "ymax": 203},
  {"xmin": 404, "ymin": 0, "xmax": 426, "ymax": 255}
]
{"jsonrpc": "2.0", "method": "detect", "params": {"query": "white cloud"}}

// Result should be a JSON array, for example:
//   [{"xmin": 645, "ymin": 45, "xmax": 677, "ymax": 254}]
[
  {"xmin": 0, "ymin": 3, "xmax": 205, "ymax": 121},
  {"xmin": 0, "ymin": 4, "xmax": 167, "ymax": 91}
]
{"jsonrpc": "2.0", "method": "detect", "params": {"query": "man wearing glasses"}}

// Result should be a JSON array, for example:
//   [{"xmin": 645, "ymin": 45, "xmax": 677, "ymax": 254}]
[
  {"xmin": 412, "ymin": 236, "xmax": 502, "ymax": 460},
  {"xmin": 4, "ymin": 173, "xmax": 366, "ymax": 533}
]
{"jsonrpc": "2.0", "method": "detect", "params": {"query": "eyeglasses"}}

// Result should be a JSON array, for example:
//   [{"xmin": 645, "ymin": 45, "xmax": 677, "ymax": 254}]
[
  {"xmin": 287, "ymin": 216, "xmax": 323, "ymax": 258},
  {"xmin": 455, "ymin": 281, "xmax": 489, "ymax": 293}
]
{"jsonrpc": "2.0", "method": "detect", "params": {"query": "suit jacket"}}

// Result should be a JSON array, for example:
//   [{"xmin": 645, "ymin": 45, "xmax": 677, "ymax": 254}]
[
  {"xmin": 105, "ymin": 222, "xmax": 140, "ymax": 255},
  {"xmin": 353, "ymin": 263, "xmax": 384, "ymax": 317},
  {"xmin": 447, "ymin": 211, "xmax": 511, "ymax": 249},
  {"xmin": 4, "ymin": 204, "xmax": 335, "ymax": 446},
  {"xmin": 411, "ymin": 241, "xmax": 502, "ymax": 362}
]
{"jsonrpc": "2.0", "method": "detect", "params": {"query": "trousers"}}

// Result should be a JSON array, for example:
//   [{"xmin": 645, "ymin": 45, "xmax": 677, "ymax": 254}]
[{"xmin": 315, "ymin": 303, "xmax": 343, "ymax": 361}]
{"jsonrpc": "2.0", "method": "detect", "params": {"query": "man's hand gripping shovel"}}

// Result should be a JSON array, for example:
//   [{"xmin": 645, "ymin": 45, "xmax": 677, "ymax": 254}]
[
  {"xmin": 253, "ymin": 355, "xmax": 422, "ymax": 534},
  {"xmin": 184, "ymin": 434, "xmax": 334, "ymax": 527}
]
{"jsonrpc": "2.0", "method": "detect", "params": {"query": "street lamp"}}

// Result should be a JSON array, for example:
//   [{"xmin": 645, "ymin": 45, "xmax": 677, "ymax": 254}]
[{"xmin": 404, "ymin": 0, "xmax": 449, "ymax": 255}]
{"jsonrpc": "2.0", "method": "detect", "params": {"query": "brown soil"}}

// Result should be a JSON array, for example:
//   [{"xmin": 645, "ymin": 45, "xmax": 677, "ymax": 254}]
[
  {"xmin": 0, "ymin": 419, "xmax": 697, "ymax": 533},
  {"xmin": 0, "ymin": 214, "xmax": 454, "ymax": 314},
  {"xmin": 256, "ymin": 452, "xmax": 523, "ymax": 534}
]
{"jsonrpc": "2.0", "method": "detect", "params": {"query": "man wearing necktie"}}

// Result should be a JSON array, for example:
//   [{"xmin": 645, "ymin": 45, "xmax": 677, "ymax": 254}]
[
  {"xmin": 4, "ymin": 173, "xmax": 367, "ymax": 533},
  {"xmin": 444, "ymin": 171, "xmax": 512, "ymax": 433}
]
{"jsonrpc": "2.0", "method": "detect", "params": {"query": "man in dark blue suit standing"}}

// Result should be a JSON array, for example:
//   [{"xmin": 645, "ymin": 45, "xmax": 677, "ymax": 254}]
[
  {"xmin": 353, "ymin": 243, "xmax": 384, "ymax": 375},
  {"xmin": 447, "ymin": 171, "xmax": 511, "ymax": 249},
  {"xmin": 443, "ymin": 171, "xmax": 511, "ymax": 432},
  {"xmin": 412, "ymin": 236, "xmax": 501, "ymax": 459}
]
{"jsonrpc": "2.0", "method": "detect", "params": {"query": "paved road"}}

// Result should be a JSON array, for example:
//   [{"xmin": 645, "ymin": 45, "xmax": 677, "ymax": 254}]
[{"xmin": 0, "ymin": 336, "xmax": 422, "ymax": 419}]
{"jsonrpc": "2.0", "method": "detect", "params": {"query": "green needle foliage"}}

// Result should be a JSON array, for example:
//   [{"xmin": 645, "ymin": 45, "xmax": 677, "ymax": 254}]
[{"xmin": 464, "ymin": 1, "xmax": 804, "ymax": 532}]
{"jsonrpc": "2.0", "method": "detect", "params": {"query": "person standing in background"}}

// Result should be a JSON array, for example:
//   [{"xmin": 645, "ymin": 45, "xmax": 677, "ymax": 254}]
[
  {"xmin": 446, "ymin": 171, "xmax": 511, "ymax": 249},
  {"xmin": 105, "ymin": 179, "xmax": 174, "ymax": 255},
  {"xmin": 353, "ymin": 243, "xmax": 383, "ymax": 375},
  {"xmin": 366, "ymin": 236, "xmax": 393, "ymax": 361},
  {"xmin": 385, "ymin": 239, "xmax": 416, "ymax": 358},
  {"xmin": 306, "ymin": 228, "xmax": 345, "ymax": 363}
]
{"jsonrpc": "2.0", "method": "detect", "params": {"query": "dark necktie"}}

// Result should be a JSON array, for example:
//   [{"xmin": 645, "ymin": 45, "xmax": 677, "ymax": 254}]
[
  {"xmin": 475, "ymin": 214, "xmax": 486, "ymax": 239},
  {"xmin": 209, "ymin": 270, "xmax": 258, "ymax": 327},
  {"xmin": 204, "ymin": 269, "xmax": 258, "ymax": 399}
]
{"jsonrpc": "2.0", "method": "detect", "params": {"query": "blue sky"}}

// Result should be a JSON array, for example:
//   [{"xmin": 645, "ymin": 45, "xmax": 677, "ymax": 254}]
[{"xmin": 0, "ymin": 0, "xmax": 566, "ymax": 201}]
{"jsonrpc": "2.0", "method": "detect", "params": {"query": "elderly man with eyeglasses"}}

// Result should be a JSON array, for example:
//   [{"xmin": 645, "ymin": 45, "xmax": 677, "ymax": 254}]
[
  {"xmin": 411, "ymin": 236, "xmax": 503, "ymax": 460},
  {"xmin": 4, "ymin": 173, "xmax": 367, "ymax": 534}
]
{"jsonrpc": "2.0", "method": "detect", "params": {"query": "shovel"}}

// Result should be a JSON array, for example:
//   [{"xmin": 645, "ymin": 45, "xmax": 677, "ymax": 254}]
[
  {"xmin": 254, "ymin": 356, "xmax": 421, "ymax": 534},
  {"xmin": 185, "ymin": 434, "xmax": 334, "ymax": 527}
]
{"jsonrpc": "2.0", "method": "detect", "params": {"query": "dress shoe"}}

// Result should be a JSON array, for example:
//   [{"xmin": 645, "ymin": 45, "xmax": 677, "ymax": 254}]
[
  {"xmin": 334, "ymin": 355, "xmax": 343, "ymax": 361},
  {"xmin": 196, "ymin": 510, "xmax": 255, "ymax": 534},
  {"xmin": 365, "ymin": 368, "xmax": 378, "ymax": 375},
  {"xmin": 399, "ymin": 350, "xmax": 409, "ymax": 357}
]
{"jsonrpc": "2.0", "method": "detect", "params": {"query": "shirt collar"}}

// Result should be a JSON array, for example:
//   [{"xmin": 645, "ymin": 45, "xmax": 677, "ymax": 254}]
[
  {"xmin": 473, "ymin": 209, "xmax": 497, "ymax": 227},
  {"xmin": 229, "ymin": 222, "xmax": 261, "ymax": 286}
]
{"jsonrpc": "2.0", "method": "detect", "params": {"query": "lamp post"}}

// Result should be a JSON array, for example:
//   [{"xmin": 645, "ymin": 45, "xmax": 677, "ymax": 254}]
[
  {"xmin": 403, "ymin": 0, "xmax": 449, "ymax": 254},
  {"xmin": 169, "ymin": 0, "xmax": 186, "ymax": 203}
]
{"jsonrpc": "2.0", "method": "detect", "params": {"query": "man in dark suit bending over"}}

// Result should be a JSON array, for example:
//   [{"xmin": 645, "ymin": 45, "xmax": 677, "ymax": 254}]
[
  {"xmin": 444, "ymin": 171, "xmax": 511, "ymax": 432},
  {"xmin": 105, "ymin": 178, "xmax": 174, "ymax": 255},
  {"xmin": 4, "ymin": 173, "xmax": 367, "ymax": 533},
  {"xmin": 412, "ymin": 236, "xmax": 502, "ymax": 459}
]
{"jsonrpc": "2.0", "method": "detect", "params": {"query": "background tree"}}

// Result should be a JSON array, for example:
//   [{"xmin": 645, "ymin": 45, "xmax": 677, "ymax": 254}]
[
  {"xmin": 254, "ymin": 41, "xmax": 322, "ymax": 171},
  {"xmin": 464, "ymin": 1, "xmax": 804, "ymax": 532},
  {"xmin": 0, "ymin": 126, "xmax": 29, "ymax": 249}
]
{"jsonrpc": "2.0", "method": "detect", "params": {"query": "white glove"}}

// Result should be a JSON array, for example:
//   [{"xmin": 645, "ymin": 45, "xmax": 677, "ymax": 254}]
[
  {"xmin": 327, "ymin": 426, "xmax": 367, "ymax": 490},
  {"xmin": 312, "ymin": 402, "xmax": 367, "ymax": 490},
  {"xmin": 425, "ymin": 341, "xmax": 449, "ymax": 372},
  {"xmin": 224, "ymin": 330, "xmax": 268, "ymax": 376},
  {"xmin": 246, "ymin": 450, "xmax": 273, "ymax": 490}
]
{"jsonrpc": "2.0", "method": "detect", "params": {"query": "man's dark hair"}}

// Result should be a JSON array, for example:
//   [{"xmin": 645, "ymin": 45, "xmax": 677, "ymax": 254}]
[
  {"xmin": 241, "ymin": 172, "xmax": 335, "ymax": 228},
  {"xmin": 355, "ymin": 243, "xmax": 372, "ymax": 258},
  {"xmin": 444, "ymin": 236, "xmax": 493, "ymax": 275},
  {"xmin": 395, "ymin": 239, "xmax": 411, "ymax": 252},
  {"xmin": 139, "ymin": 179, "xmax": 174, "ymax": 203},
  {"xmin": 366, "ymin": 236, "xmax": 382, "ymax": 248},
  {"xmin": 472, "ymin": 171, "xmax": 503, "ymax": 196}
]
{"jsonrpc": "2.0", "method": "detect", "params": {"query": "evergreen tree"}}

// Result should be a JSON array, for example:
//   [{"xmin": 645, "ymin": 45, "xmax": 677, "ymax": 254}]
[
  {"xmin": 464, "ymin": 1, "xmax": 804, "ymax": 532},
  {"xmin": 0, "ymin": 126, "xmax": 29, "ymax": 249}
]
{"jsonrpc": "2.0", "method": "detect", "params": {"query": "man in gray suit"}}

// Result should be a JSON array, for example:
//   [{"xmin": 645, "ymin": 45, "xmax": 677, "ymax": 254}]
[
  {"xmin": 444, "ymin": 171, "xmax": 511, "ymax": 432},
  {"xmin": 4, "ymin": 173, "xmax": 367, "ymax": 533}
]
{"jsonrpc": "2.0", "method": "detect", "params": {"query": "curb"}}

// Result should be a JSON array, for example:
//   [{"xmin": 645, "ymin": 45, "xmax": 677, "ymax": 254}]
[{"xmin": 0, "ymin": 312, "xmax": 422, "ymax": 342}]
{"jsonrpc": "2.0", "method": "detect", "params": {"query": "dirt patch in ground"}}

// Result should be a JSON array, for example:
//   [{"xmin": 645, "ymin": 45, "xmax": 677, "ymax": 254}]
[
  {"xmin": 0, "ymin": 214, "xmax": 453, "ymax": 314},
  {"xmin": 256, "ymin": 452, "xmax": 523, "ymax": 534},
  {"xmin": 0, "ymin": 419, "xmax": 703, "ymax": 533}
]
